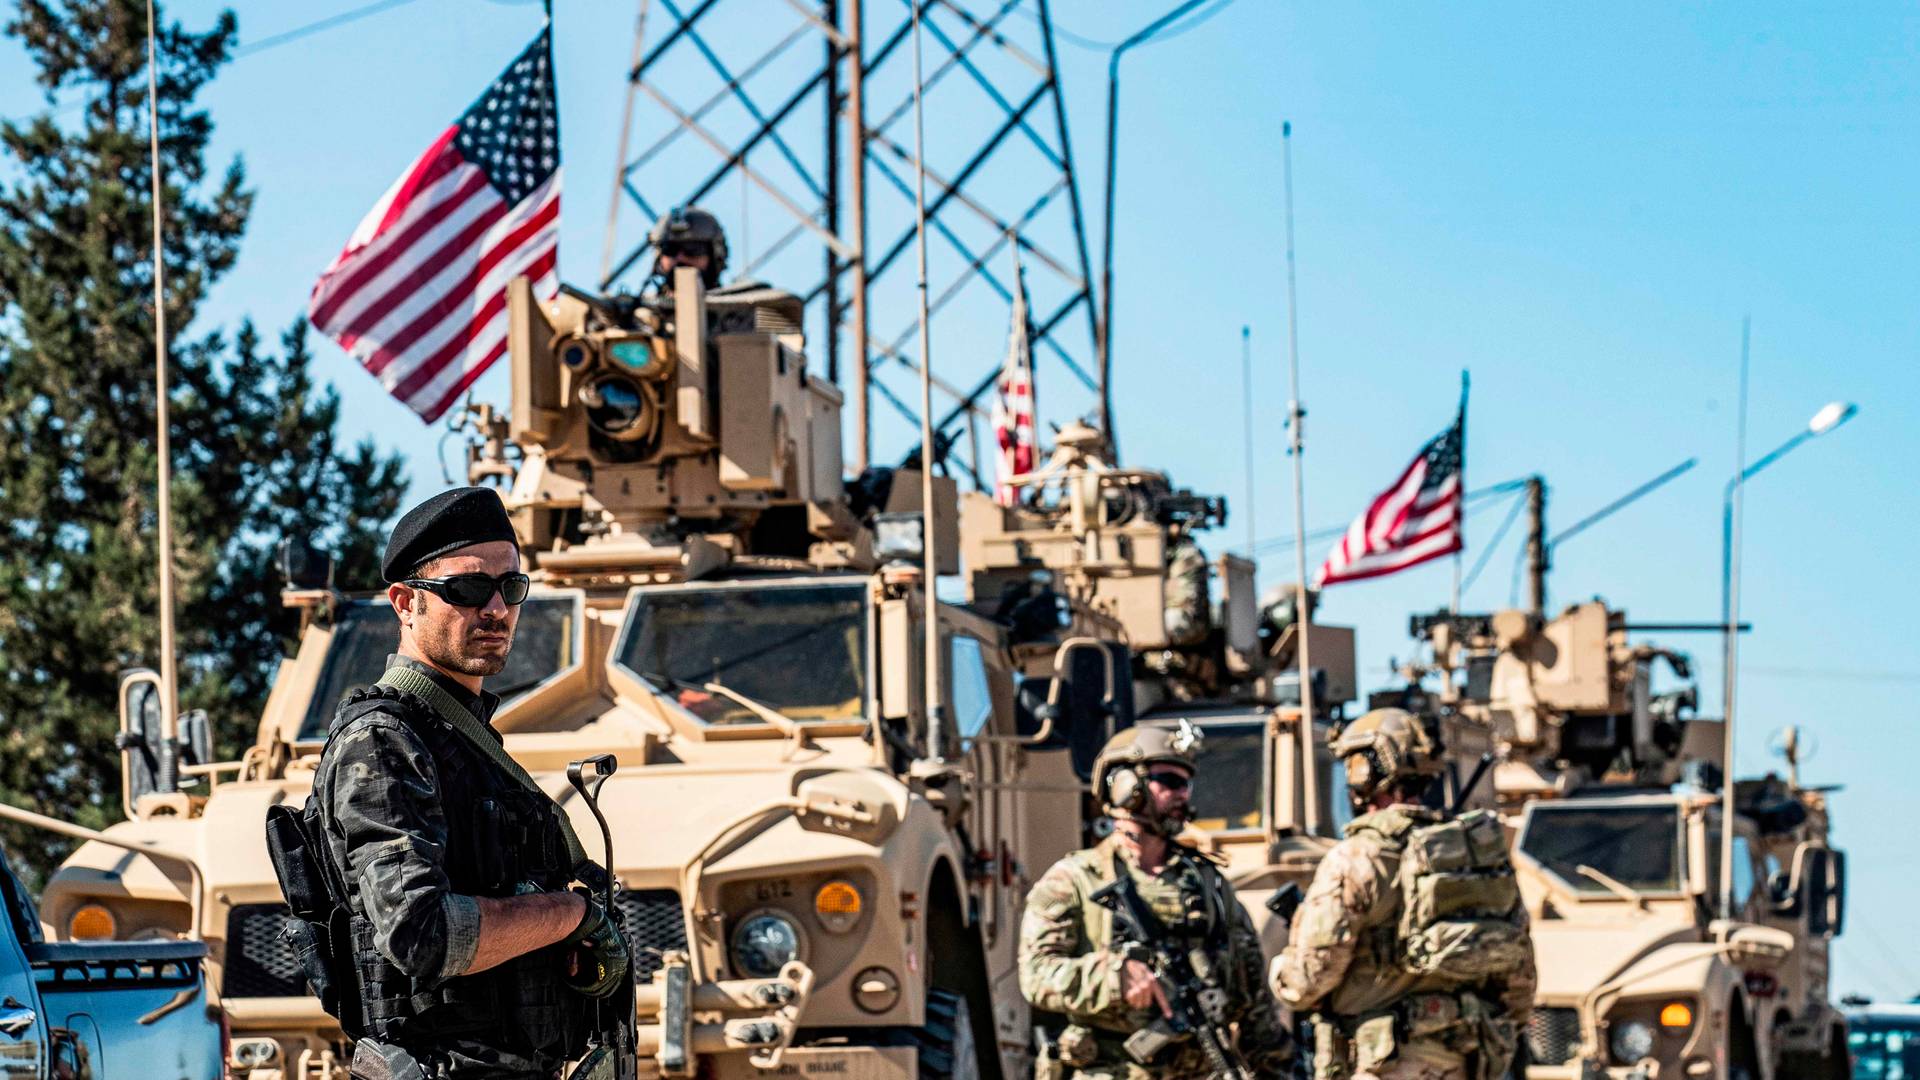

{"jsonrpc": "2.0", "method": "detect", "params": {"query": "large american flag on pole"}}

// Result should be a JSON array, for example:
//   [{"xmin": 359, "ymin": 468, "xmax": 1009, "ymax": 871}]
[
  {"xmin": 1314, "ymin": 401, "xmax": 1465, "ymax": 586},
  {"xmin": 991, "ymin": 245, "xmax": 1037, "ymax": 507},
  {"xmin": 309, "ymin": 27, "xmax": 561, "ymax": 423}
]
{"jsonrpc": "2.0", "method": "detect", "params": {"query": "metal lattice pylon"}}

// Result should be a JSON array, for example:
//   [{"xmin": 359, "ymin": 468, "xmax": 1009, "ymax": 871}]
[{"xmin": 601, "ymin": 0, "xmax": 1098, "ymax": 483}]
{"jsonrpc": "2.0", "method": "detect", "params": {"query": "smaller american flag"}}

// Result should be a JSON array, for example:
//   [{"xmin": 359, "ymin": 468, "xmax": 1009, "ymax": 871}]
[
  {"xmin": 308, "ymin": 27, "xmax": 561, "ymax": 423},
  {"xmin": 1314, "ymin": 401, "xmax": 1465, "ymax": 587},
  {"xmin": 991, "ymin": 246, "xmax": 1037, "ymax": 507}
]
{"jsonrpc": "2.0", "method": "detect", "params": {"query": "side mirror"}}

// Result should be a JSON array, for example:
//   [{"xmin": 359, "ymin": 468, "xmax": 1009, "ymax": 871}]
[{"xmin": 116, "ymin": 669, "xmax": 164, "ymax": 814}]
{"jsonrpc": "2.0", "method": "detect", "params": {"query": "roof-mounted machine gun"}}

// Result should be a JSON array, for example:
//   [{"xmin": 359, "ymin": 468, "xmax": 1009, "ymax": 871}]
[{"xmin": 1387, "ymin": 602, "xmax": 1703, "ymax": 803}]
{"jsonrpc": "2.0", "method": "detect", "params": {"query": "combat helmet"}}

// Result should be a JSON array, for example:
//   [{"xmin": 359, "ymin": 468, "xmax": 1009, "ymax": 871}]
[
  {"xmin": 1092, "ymin": 722, "xmax": 1201, "ymax": 834},
  {"xmin": 1330, "ymin": 707, "xmax": 1443, "ymax": 805},
  {"xmin": 649, "ymin": 206, "xmax": 730, "ymax": 286}
]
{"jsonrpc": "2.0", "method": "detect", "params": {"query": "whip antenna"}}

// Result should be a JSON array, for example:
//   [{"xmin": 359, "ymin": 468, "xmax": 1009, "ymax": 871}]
[
  {"xmin": 910, "ymin": 1, "xmax": 945, "ymax": 762},
  {"xmin": 1281, "ymin": 120, "xmax": 1320, "ymax": 835},
  {"xmin": 145, "ymin": 0, "xmax": 181, "ymax": 793}
]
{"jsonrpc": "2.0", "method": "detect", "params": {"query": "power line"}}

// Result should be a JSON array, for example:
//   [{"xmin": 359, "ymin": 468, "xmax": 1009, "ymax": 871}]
[
  {"xmin": 3, "ymin": 0, "xmax": 430, "ymax": 127},
  {"xmin": 1020, "ymin": 0, "xmax": 1241, "ymax": 52},
  {"xmin": 235, "ymin": 0, "xmax": 427, "ymax": 57}
]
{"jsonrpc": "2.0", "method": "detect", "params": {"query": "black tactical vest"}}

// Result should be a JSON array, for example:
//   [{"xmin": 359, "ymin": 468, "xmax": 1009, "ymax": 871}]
[{"xmin": 289, "ymin": 684, "xmax": 589, "ymax": 1063}]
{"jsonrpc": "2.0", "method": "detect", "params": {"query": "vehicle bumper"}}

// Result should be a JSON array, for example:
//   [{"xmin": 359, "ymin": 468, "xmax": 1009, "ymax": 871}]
[{"xmin": 1528, "ymin": 1060, "xmax": 1715, "ymax": 1080}]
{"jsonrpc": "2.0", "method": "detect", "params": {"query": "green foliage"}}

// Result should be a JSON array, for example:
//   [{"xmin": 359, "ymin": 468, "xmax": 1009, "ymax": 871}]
[{"xmin": 0, "ymin": 0, "xmax": 408, "ymax": 885}]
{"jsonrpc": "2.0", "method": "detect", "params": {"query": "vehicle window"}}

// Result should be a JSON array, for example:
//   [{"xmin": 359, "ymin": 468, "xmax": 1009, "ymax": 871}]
[
  {"xmin": 1850, "ymin": 1019, "xmax": 1920, "ymax": 1079},
  {"xmin": 299, "ymin": 596, "xmax": 581, "ymax": 740},
  {"xmin": 1703, "ymin": 828, "xmax": 1761, "ymax": 914},
  {"xmin": 1519, "ymin": 803, "xmax": 1682, "ymax": 894},
  {"xmin": 617, "ymin": 582, "xmax": 867, "ymax": 726},
  {"xmin": 950, "ymin": 636, "xmax": 993, "ymax": 738},
  {"xmin": 0, "ymin": 843, "xmax": 42, "ymax": 945},
  {"xmin": 1181, "ymin": 721, "xmax": 1264, "ymax": 832}
]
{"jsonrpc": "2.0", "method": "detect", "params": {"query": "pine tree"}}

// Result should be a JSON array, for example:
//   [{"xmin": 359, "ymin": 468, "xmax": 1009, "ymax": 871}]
[{"xmin": 0, "ymin": 0, "xmax": 409, "ymax": 884}]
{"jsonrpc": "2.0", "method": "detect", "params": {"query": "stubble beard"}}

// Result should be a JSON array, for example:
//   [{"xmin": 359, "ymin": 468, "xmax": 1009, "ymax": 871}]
[{"xmin": 419, "ymin": 614, "xmax": 515, "ymax": 677}]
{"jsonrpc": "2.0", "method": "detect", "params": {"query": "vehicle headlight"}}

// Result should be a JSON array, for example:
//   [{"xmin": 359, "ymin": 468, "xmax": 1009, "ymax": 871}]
[
  {"xmin": 1610, "ymin": 1018, "xmax": 1656, "ymax": 1064},
  {"xmin": 68, "ymin": 903, "xmax": 117, "ymax": 941},
  {"xmin": 730, "ymin": 912, "xmax": 802, "ymax": 977}
]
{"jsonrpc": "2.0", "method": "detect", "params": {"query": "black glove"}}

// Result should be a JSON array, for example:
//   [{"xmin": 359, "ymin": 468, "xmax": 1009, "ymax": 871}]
[{"xmin": 563, "ymin": 896, "xmax": 631, "ymax": 998}]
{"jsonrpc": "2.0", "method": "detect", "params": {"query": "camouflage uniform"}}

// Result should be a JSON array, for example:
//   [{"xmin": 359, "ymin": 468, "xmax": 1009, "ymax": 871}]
[
  {"xmin": 1018, "ymin": 834, "xmax": 1290, "ymax": 1079},
  {"xmin": 1272, "ymin": 807, "xmax": 1536, "ymax": 1080},
  {"xmin": 317, "ymin": 655, "xmax": 583, "ymax": 1080},
  {"xmin": 1161, "ymin": 539, "xmax": 1210, "ymax": 648}
]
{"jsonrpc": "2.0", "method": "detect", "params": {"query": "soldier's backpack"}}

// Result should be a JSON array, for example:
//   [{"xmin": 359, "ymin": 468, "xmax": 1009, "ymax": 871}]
[{"xmin": 1392, "ymin": 809, "xmax": 1529, "ymax": 984}]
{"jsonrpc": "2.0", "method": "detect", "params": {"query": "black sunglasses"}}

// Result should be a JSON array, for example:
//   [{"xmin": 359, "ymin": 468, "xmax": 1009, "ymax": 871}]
[
  {"xmin": 1145, "ymin": 771, "xmax": 1191, "ymax": 791},
  {"xmin": 403, "ymin": 572, "xmax": 531, "ymax": 608}
]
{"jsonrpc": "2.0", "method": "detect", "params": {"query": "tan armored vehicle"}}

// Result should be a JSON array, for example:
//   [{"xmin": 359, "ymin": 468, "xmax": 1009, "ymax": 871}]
[
  {"xmin": 958, "ymin": 433, "xmax": 1371, "ymax": 956},
  {"xmin": 1401, "ymin": 602, "xmax": 1849, "ymax": 1079},
  {"xmin": 36, "ymin": 268, "xmax": 1138, "ymax": 1080}
]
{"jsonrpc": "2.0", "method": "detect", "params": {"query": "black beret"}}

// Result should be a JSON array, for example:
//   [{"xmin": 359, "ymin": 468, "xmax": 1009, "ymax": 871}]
[{"xmin": 381, "ymin": 487, "xmax": 519, "ymax": 583}]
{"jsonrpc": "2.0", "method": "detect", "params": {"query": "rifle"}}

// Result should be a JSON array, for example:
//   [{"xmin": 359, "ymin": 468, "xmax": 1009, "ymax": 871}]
[{"xmin": 1090, "ymin": 853, "xmax": 1257, "ymax": 1080}]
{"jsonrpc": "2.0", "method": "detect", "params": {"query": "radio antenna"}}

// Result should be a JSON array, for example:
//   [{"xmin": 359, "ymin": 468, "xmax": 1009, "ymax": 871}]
[
  {"xmin": 909, "ymin": 1, "xmax": 945, "ymax": 763},
  {"xmin": 145, "ymin": 0, "xmax": 181, "ymax": 794},
  {"xmin": 1281, "ymin": 120, "xmax": 1320, "ymax": 836}
]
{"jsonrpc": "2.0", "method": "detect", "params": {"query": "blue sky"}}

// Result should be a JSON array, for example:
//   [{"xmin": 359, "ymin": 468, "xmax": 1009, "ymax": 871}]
[{"xmin": 5, "ymin": 1, "xmax": 1916, "ymax": 1000}]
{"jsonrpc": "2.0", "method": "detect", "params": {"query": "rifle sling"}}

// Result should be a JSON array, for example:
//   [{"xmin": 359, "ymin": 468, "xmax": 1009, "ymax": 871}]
[{"xmin": 376, "ymin": 666, "xmax": 590, "ymax": 874}]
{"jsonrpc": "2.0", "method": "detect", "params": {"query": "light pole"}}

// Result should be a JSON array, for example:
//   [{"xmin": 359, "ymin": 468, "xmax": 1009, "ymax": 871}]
[
  {"xmin": 1719, "ymin": 398, "xmax": 1857, "ymax": 919},
  {"xmin": 1098, "ymin": 0, "xmax": 1211, "ymax": 458}
]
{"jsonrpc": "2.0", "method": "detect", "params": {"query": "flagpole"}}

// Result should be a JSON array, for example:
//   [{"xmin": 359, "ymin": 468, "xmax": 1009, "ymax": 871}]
[
  {"xmin": 1282, "ymin": 120, "xmax": 1320, "ymax": 836},
  {"xmin": 910, "ymin": 0, "xmax": 945, "ymax": 763},
  {"xmin": 1452, "ymin": 372, "xmax": 1469, "ymax": 614},
  {"xmin": 145, "ymin": 0, "xmax": 180, "ymax": 795}
]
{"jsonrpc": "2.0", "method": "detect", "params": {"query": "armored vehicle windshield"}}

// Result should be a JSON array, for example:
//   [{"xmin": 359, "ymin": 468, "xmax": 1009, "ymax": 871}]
[
  {"xmin": 614, "ymin": 579, "xmax": 867, "ymax": 726},
  {"xmin": 1519, "ymin": 800, "xmax": 1684, "ymax": 895},
  {"xmin": 296, "ymin": 594, "xmax": 583, "ymax": 740}
]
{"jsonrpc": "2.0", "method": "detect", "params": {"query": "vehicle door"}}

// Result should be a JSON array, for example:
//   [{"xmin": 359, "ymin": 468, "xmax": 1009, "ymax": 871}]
[{"xmin": 0, "ymin": 845, "xmax": 46, "ymax": 1080}]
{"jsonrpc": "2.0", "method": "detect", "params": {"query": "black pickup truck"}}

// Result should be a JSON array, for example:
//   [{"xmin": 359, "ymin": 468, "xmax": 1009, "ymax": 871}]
[{"xmin": 0, "ymin": 844, "xmax": 223, "ymax": 1080}]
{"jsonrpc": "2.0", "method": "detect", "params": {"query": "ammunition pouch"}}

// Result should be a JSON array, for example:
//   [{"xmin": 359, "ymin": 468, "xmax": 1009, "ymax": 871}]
[
  {"xmin": 1122, "ymin": 1018, "xmax": 1183, "ymax": 1066},
  {"xmin": 266, "ymin": 800, "xmax": 363, "ymax": 1035}
]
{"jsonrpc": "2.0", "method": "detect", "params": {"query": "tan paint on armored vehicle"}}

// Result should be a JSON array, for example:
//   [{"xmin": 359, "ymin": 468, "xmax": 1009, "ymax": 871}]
[
  {"xmin": 955, "ymin": 431, "xmax": 1419, "ymax": 962},
  {"xmin": 1404, "ymin": 601, "xmax": 1849, "ymax": 1080},
  {"xmin": 34, "ymin": 268, "xmax": 1133, "ymax": 1080}
]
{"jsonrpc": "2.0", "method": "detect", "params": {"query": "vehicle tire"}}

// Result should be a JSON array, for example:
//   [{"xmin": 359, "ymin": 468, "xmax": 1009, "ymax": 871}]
[{"xmin": 915, "ymin": 989, "xmax": 982, "ymax": 1080}]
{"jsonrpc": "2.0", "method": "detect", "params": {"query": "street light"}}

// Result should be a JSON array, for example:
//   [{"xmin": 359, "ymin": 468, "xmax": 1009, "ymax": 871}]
[
  {"xmin": 1719, "ymin": 399, "xmax": 1858, "ymax": 919},
  {"xmin": 1098, "ymin": 0, "xmax": 1212, "ymax": 458}
]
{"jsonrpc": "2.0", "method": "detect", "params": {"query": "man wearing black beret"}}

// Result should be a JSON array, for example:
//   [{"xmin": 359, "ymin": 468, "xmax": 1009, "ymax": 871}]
[{"xmin": 307, "ymin": 487, "xmax": 630, "ymax": 1080}]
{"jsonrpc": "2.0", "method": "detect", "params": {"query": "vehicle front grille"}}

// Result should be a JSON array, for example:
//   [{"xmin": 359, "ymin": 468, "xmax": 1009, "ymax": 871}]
[
  {"xmin": 222, "ymin": 892, "xmax": 686, "ymax": 997},
  {"xmin": 1527, "ymin": 1007, "xmax": 1581, "ymax": 1066},
  {"xmin": 613, "ymin": 889, "xmax": 686, "ymax": 983},
  {"xmin": 225, "ymin": 903, "xmax": 307, "ymax": 998}
]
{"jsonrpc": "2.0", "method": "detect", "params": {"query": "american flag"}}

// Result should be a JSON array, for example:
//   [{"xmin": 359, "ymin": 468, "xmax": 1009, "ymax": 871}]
[
  {"xmin": 309, "ymin": 28, "xmax": 561, "ymax": 423},
  {"xmin": 1314, "ymin": 404, "xmax": 1465, "ymax": 586},
  {"xmin": 991, "ymin": 247, "xmax": 1037, "ymax": 507}
]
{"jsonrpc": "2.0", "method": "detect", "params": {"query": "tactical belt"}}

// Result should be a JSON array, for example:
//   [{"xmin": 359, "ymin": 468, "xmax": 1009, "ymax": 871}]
[{"xmin": 376, "ymin": 666, "xmax": 590, "ymax": 873}]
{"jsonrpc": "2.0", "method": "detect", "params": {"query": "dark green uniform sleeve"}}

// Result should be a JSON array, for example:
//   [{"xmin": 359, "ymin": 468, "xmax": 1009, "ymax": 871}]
[{"xmin": 320, "ymin": 715, "xmax": 480, "ymax": 982}]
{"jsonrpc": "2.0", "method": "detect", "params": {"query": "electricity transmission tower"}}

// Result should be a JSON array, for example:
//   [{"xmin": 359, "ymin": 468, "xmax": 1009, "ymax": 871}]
[{"xmin": 600, "ymin": 0, "xmax": 1099, "ymax": 483}]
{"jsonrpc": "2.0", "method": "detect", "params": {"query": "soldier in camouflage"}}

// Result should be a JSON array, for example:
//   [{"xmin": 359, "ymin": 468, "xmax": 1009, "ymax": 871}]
[
  {"xmin": 1271, "ymin": 709, "xmax": 1535, "ymax": 1080},
  {"xmin": 314, "ymin": 488, "xmax": 631, "ymax": 1080},
  {"xmin": 1019, "ymin": 726, "xmax": 1291, "ymax": 1079}
]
